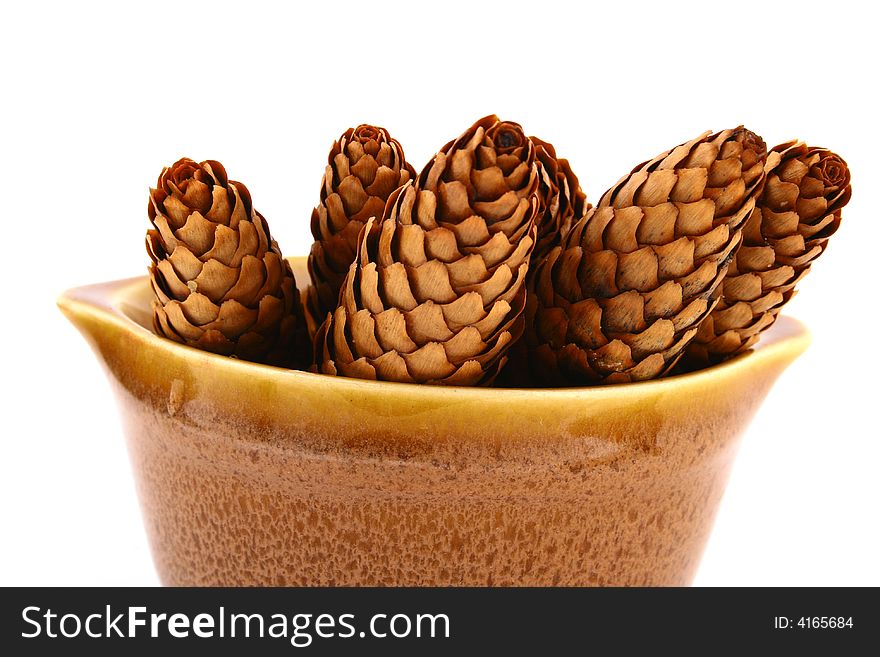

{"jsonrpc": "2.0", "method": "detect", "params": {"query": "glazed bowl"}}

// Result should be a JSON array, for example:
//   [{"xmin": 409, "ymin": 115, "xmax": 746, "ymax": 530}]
[{"xmin": 58, "ymin": 258, "xmax": 809, "ymax": 586}]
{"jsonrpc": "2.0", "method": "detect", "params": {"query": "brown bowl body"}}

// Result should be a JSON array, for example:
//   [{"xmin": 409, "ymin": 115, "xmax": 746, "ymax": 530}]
[{"xmin": 59, "ymin": 259, "xmax": 809, "ymax": 586}]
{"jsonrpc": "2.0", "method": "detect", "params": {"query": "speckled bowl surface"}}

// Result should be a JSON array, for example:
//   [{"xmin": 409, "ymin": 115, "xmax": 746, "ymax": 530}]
[{"xmin": 59, "ymin": 258, "xmax": 809, "ymax": 586}]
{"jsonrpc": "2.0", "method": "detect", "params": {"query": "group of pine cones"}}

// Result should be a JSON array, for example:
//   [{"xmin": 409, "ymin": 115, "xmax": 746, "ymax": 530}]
[{"xmin": 145, "ymin": 116, "xmax": 851, "ymax": 387}]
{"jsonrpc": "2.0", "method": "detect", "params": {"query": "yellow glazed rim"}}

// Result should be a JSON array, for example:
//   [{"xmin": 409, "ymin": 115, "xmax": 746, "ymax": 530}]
[{"xmin": 57, "ymin": 257, "xmax": 812, "ymax": 406}]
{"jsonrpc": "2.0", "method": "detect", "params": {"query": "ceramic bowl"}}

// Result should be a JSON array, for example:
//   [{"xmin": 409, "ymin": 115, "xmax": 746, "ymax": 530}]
[{"xmin": 59, "ymin": 258, "xmax": 809, "ymax": 586}]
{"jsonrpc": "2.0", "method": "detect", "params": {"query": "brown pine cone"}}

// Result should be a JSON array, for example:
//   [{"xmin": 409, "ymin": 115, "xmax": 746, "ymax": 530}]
[
  {"xmin": 686, "ymin": 142, "xmax": 852, "ymax": 362},
  {"xmin": 314, "ymin": 115, "xmax": 539, "ymax": 385},
  {"xmin": 146, "ymin": 158, "xmax": 307, "ymax": 366},
  {"xmin": 531, "ymin": 136, "xmax": 589, "ymax": 263},
  {"xmin": 528, "ymin": 127, "xmax": 767, "ymax": 385},
  {"xmin": 308, "ymin": 125, "xmax": 416, "ymax": 327},
  {"xmin": 496, "ymin": 137, "xmax": 589, "ymax": 387}
]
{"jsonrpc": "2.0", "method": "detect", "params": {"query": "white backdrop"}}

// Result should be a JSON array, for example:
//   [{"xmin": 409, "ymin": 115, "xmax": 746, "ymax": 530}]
[{"xmin": 1, "ymin": 0, "xmax": 877, "ymax": 586}]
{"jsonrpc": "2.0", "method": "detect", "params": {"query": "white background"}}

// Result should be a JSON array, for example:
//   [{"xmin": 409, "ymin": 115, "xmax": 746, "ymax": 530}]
[{"xmin": 1, "ymin": 0, "xmax": 877, "ymax": 586}]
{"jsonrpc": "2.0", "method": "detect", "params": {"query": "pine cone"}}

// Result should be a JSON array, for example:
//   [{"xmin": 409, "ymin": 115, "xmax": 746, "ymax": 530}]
[
  {"xmin": 308, "ymin": 125, "xmax": 416, "ymax": 326},
  {"xmin": 531, "ymin": 136, "xmax": 589, "ymax": 262},
  {"xmin": 314, "ymin": 115, "xmax": 539, "ymax": 385},
  {"xmin": 686, "ymin": 142, "xmax": 852, "ymax": 362},
  {"xmin": 146, "ymin": 158, "xmax": 306, "ymax": 366},
  {"xmin": 495, "ymin": 137, "xmax": 588, "ymax": 386},
  {"xmin": 528, "ymin": 127, "xmax": 767, "ymax": 385}
]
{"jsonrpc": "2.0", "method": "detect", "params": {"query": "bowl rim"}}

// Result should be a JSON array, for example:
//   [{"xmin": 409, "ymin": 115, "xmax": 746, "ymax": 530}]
[{"xmin": 58, "ymin": 260, "xmax": 812, "ymax": 403}]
